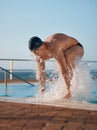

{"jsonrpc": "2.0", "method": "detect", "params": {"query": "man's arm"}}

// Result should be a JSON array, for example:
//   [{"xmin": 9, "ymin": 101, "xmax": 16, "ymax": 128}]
[
  {"xmin": 54, "ymin": 50, "xmax": 70, "ymax": 93},
  {"xmin": 36, "ymin": 56, "xmax": 46, "ymax": 93}
]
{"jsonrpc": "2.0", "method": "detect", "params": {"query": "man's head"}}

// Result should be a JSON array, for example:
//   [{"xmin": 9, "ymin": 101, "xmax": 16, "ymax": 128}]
[{"xmin": 28, "ymin": 36, "xmax": 43, "ymax": 51}]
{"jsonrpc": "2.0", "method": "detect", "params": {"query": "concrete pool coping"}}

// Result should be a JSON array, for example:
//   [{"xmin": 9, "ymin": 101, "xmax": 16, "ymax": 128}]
[
  {"xmin": 0, "ymin": 101, "xmax": 97, "ymax": 130},
  {"xmin": 0, "ymin": 97, "xmax": 97, "ymax": 111}
]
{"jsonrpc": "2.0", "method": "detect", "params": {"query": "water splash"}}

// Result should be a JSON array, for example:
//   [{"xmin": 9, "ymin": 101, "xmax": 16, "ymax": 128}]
[
  {"xmin": 26, "ymin": 61, "xmax": 96, "ymax": 104},
  {"xmin": 70, "ymin": 61, "xmax": 94, "ymax": 102}
]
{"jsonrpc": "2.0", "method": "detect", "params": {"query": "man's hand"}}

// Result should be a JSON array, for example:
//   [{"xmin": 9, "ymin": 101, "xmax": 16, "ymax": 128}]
[
  {"xmin": 40, "ymin": 87, "xmax": 45, "ymax": 93},
  {"xmin": 63, "ymin": 91, "xmax": 71, "ymax": 99}
]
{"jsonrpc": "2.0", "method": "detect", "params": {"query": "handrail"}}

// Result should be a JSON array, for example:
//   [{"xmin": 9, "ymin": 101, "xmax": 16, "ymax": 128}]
[
  {"xmin": 0, "ymin": 59, "xmax": 32, "ymax": 61},
  {"xmin": 0, "ymin": 58, "xmax": 97, "ymax": 62},
  {"xmin": 0, "ymin": 67, "xmax": 34, "ymax": 87}
]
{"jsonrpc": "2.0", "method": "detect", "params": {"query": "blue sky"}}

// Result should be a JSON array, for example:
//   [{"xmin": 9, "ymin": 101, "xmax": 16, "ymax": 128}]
[{"xmin": 0, "ymin": 0, "xmax": 97, "ymax": 60}]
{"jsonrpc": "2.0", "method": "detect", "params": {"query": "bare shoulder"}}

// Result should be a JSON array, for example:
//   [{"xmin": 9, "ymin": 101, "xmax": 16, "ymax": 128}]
[
  {"xmin": 51, "ymin": 33, "xmax": 68, "ymax": 38},
  {"xmin": 44, "ymin": 33, "xmax": 79, "ymax": 50},
  {"xmin": 44, "ymin": 33, "xmax": 69, "ymax": 42}
]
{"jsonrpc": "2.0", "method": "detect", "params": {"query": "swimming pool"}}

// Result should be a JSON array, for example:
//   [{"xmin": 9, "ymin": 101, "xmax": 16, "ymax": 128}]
[
  {"xmin": 0, "ymin": 83, "xmax": 39, "ymax": 98},
  {"xmin": 0, "ymin": 80, "xmax": 97, "ymax": 105},
  {"xmin": 0, "ymin": 62, "xmax": 97, "ymax": 110}
]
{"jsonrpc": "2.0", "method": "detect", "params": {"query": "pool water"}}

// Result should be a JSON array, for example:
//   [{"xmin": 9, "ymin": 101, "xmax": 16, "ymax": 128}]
[
  {"xmin": 0, "ymin": 62, "xmax": 97, "ymax": 105},
  {"xmin": 0, "ymin": 81, "xmax": 97, "ymax": 104},
  {"xmin": 0, "ymin": 83, "xmax": 39, "ymax": 98},
  {"xmin": 90, "ymin": 82, "xmax": 97, "ymax": 104}
]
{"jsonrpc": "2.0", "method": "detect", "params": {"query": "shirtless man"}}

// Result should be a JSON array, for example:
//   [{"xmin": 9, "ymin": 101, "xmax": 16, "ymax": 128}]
[{"xmin": 28, "ymin": 33, "xmax": 84, "ymax": 98}]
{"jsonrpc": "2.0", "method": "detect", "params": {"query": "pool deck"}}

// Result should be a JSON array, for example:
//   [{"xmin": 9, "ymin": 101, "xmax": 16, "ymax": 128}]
[{"xmin": 0, "ymin": 101, "xmax": 97, "ymax": 130}]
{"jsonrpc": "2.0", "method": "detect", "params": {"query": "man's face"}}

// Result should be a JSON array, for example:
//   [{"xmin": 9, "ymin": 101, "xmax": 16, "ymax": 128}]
[
  {"xmin": 32, "ymin": 44, "xmax": 44, "ymax": 56},
  {"xmin": 32, "ymin": 49, "xmax": 39, "ymax": 55}
]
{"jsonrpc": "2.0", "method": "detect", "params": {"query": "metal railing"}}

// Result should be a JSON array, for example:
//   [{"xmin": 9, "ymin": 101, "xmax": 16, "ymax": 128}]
[
  {"xmin": 0, "ymin": 66, "xmax": 35, "ymax": 86},
  {"xmin": 0, "ymin": 59, "xmax": 32, "ymax": 80},
  {"xmin": 0, "ymin": 66, "xmax": 35, "ymax": 94},
  {"xmin": 0, "ymin": 59, "xmax": 97, "ymax": 85}
]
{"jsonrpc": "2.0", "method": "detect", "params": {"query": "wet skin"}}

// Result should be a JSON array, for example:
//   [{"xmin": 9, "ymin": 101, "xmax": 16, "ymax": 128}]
[{"xmin": 31, "ymin": 33, "xmax": 84, "ymax": 98}]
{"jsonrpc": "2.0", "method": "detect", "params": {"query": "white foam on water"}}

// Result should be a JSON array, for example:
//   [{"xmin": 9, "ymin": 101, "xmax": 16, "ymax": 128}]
[
  {"xmin": 26, "ymin": 61, "xmax": 95, "ymax": 104},
  {"xmin": 70, "ymin": 61, "xmax": 94, "ymax": 102}
]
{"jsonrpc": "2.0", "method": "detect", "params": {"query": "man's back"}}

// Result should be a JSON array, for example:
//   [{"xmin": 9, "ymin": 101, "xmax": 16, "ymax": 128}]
[{"xmin": 44, "ymin": 33, "xmax": 79, "ymax": 52}]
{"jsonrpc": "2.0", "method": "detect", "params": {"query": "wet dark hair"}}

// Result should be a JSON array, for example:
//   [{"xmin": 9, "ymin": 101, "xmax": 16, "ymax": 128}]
[{"xmin": 28, "ymin": 36, "xmax": 43, "ymax": 51}]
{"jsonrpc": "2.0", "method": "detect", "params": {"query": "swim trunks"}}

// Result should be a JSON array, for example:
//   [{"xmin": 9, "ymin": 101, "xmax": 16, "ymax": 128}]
[{"xmin": 77, "ymin": 43, "xmax": 83, "ymax": 48}]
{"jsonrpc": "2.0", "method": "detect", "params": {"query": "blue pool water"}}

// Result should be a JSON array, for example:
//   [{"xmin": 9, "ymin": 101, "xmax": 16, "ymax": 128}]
[
  {"xmin": 0, "ymin": 83, "xmax": 39, "ymax": 98},
  {"xmin": 0, "ymin": 62, "xmax": 97, "ymax": 105},
  {"xmin": 90, "ymin": 81, "xmax": 97, "ymax": 104},
  {"xmin": 0, "ymin": 81, "xmax": 97, "ymax": 104}
]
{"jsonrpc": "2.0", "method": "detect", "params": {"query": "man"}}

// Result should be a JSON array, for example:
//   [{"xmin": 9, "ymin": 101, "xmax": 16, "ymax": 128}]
[{"xmin": 28, "ymin": 33, "xmax": 84, "ymax": 98}]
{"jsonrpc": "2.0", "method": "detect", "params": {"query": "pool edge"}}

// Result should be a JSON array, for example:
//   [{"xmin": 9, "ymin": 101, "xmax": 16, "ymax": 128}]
[{"xmin": 0, "ymin": 98, "xmax": 97, "ymax": 111}]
